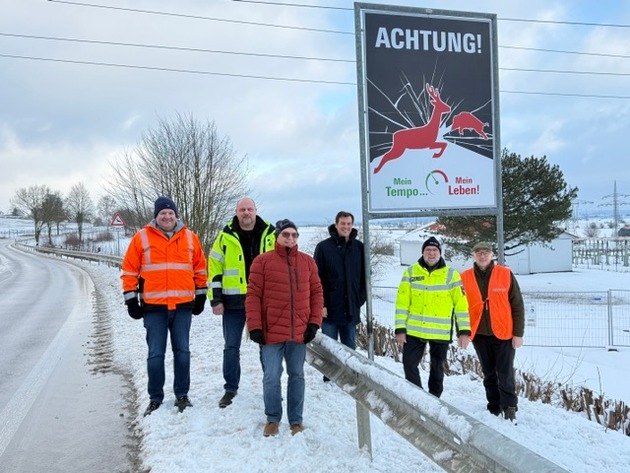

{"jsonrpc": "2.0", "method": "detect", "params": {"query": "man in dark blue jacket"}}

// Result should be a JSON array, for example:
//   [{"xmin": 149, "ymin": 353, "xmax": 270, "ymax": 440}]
[{"xmin": 313, "ymin": 211, "xmax": 367, "ymax": 381}]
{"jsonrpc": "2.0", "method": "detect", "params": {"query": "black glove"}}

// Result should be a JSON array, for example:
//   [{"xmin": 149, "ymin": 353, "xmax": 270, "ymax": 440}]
[
  {"xmin": 303, "ymin": 323, "xmax": 319, "ymax": 344},
  {"xmin": 249, "ymin": 329, "xmax": 265, "ymax": 345},
  {"xmin": 125, "ymin": 298, "xmax": 143, "ymax": 320},
  {"xmin": 192, "ymin": 294, "xmax": 207, "ymax": 315}
]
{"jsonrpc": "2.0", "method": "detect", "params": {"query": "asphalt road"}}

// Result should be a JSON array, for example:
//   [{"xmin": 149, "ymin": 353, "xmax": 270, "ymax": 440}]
[{"xmin": 0, "ymin": 240, "xmax": 138, "ymax": 473}]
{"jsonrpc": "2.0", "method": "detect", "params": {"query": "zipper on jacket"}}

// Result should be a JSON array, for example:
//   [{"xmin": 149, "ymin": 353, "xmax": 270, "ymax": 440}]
[{"xmin": 285, "ymin": 248, "xmax": 295, "ymax": 340}]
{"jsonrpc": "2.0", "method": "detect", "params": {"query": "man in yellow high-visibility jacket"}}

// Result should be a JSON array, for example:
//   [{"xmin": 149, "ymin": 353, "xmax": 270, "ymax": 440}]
[
  {"xmin": 395, "ymin": 237, "xmax": 470, "ymax": 398},
  {"xmin": 208, "ymin": 197, "xmax": 275, "ymax": 408}
]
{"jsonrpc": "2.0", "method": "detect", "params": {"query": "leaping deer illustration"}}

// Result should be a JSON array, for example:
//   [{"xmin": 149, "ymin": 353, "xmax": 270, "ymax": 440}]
[{"xmin": 373, "ymin": 84, "xmax": 451, "ymax": 174}]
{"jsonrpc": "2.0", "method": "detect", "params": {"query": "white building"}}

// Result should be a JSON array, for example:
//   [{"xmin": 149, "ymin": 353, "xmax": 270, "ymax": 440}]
[{"xmin": 397, "ymin": 226, "xmax": 576, "ymax": 275}]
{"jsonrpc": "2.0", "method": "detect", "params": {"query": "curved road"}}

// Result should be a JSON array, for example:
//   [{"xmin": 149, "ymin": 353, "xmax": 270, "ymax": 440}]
[{"xmin": 0, "ymin": 240, "xmax": 136, "ymax": 473}]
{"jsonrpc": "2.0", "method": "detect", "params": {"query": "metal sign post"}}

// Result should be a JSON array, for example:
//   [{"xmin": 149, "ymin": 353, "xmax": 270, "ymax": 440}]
[
  {"xmin": 354, "ymin": 1, "xmax": 502, "ymax": 460},
  {"xmin": 110, "ymin": 212, "xmax": 126, "ymax": 256}
]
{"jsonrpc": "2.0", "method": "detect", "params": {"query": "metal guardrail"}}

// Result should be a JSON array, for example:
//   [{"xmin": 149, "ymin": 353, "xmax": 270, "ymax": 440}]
[
  {"xmin": 308, "ymin": 336, "xmax": 568, "ymax": 473},
  {"xmin": 16, "ymin": 242, "xmax": 568, "ymax": 472},
  {"xmin": 13, "ymin": 241, "xmax": 122, "ymax": 267}
]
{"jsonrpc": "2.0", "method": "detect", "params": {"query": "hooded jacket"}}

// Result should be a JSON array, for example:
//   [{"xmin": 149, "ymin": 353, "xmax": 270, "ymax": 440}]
[
  {"xmin": 245, "ymin": 242, "xmax": 323, "ymax": 344},
  {"xmin": 313, "ymin": 224, "xmax": 366, "ymax": 325}
]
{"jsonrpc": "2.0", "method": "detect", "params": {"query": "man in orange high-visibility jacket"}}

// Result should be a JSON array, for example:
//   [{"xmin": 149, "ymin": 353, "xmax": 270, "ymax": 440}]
[
  {"xmin": 121, "ymin": 196, "xmax": 207, "ymax": 417},
  {"xmin": 460, "ymin": 241, "xmax": 524, "ymax": 423}
]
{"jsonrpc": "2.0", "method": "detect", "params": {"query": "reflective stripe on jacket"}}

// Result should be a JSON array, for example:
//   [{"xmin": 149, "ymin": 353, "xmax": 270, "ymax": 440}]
[
  {"xmin": 208, "ymin": 216, "xmax": 275, "ymax": 309},
  {"xmin": 394, "ymin": 262, "xmax": 469, "ymax": 341},
  {"xmin": 461, "ymin": 264, "xmax": 513, "ymax": 340},
  {"xmin": 121, "ymin": 223, "xmax": 207, "ymax": 310}
]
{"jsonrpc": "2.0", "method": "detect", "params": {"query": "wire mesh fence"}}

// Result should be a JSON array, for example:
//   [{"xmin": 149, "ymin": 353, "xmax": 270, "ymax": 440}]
[
  {"xmin": 573, "ymin": 238, "xmax": 630, "ymax": 273},
  {"xmin": 370, "ymin": 287, "xmax": 630, "ymax": 348}
]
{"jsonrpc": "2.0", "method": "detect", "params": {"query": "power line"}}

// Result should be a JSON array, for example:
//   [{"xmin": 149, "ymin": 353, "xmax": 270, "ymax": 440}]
[
  {"xmin": 0, "ymin": 32, "xmax": 354, "ymax": 63},
  {"xmin": 234, "ymin": 0, "xmax": 630, "ymax": 29},
  {"xmin": 41, "ymin": 2, "xmax": 630, "ymax": 64},
  {"xmin": 207, "ymin": 0, "xmax": 630, "ymax": 29},
  {"xmin": 500, "ymin": 44, "xmax": 630, "ymax": 60},
  {"xmin": 2, "ymin": 32, "xmax": 628, "ymax": 78},
  {"xmin": 47, "ymin": 0, "xmax": 630, "ymax": 33},
  {"xmin": 6, "ymin": 4, "xmax": 628, "ymax": 94},
  {"xmin": 500, "ymin": 17, "xmax": 630, "ymax": 29},
  {"xmin": 500, "ymin": 67, "xmax": 630, "ymax": 77},
  {"xmin": 3, "ymin": 52, "xmax": 630, "ymax": 98},
  {"xmin": 46, "ymin": 0, "xmax": 352, "ymax": 35},
  {"xmin": 0, "ymin": 53, "xmax": 356, "ymax": 85},
  {"xmin": 501, "ymin": 90, "xmax": 630, "ymax": 99},
  {"xmin": 231, "ymin": 0, "xmax": 350, "ymax": 11}
]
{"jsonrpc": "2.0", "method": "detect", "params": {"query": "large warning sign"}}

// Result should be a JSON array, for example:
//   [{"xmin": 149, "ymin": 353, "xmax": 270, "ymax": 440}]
[{"xmin": 355, "ymin": 3, "xmax": 500, "ymax": 216}]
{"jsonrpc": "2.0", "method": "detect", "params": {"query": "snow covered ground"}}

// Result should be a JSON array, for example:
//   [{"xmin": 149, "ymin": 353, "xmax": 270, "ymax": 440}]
[
  {"xmin": 2, "ymin": 219, "xmax": 630, "ymax": 472},
  {"xmin": 87, "ymin": 237, "xmax": 629, "ymax": 473}
]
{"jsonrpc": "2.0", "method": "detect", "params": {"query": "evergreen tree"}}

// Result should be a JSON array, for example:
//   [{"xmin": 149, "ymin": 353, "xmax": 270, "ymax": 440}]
[{"xmin": 438, "ymin": 149, "xmax": 578, "ymax": 256}]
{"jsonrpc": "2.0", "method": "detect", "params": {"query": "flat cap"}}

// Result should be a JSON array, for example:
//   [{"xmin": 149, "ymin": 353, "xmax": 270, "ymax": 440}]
[{"xmin": 472, "ymin": 241, "xmax": 494, "ymax": 253}]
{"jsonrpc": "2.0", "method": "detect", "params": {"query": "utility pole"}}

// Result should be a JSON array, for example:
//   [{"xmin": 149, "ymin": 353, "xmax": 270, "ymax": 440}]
[
  {"xmin": 571, "ymin": 198, "xmax": 593, "ymax": 232},
  {"xmin": 598, "ymin": 181, "xmax": 630, "ymax": 237}
]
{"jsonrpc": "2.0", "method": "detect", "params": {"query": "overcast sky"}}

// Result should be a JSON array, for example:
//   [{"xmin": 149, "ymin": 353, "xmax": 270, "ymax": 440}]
[{"xmin": 1, "ymin": 0, "xmax": 629, "ymax": 224}]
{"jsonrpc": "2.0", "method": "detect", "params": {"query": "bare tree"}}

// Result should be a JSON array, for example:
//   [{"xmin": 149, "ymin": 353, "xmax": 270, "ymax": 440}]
[
  {"xmin": 42, "ymin": 191, "xmax": 66, "ymax": 245},
  {"xmin": 96, "ymin": 195, "xmax": 117, "ymax": 225},
  {"xmin": 584, "ymin": 222, "xmax": 600, "ymax": 238},
  {"xmin": 66, "ymin": 182, "xmax": 94, "ymax": 244},
  {"xmin": 105, "ymin": 113, "xmax": 249, "ymax": 254},
  {"xmin": 107, "ymin": 149, "xmax": 154, "ymax": 232},
  {"xmin": 357, "ymin": 226, "xmax": 395, "ymax": 284},
  {"xmin": 10, "ymin": 185, "xmax": 51, "ymax": 245}
]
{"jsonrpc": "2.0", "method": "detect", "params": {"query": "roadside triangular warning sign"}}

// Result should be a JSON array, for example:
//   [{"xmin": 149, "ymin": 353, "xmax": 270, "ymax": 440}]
[{"xmin": 111, "ymin": 212, "xmax": 125, "ymax": 226}]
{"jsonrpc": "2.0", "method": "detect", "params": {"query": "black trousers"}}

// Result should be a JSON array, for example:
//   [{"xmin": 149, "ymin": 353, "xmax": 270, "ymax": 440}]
[
  {"xmin": 402, "ymin": 335, "xmax": 448, "ymax": 398},
  {"xmin": 472, "ymin": 334, "xmax": 517, "ymax": 413}
]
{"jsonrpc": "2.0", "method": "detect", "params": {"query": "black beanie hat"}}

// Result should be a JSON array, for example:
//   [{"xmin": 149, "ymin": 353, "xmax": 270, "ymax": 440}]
[
  {"xmin": 275, "ymin": 218, "xmax": 297, "ymax": 237},
  {"xmin": 154, "ymin": 196, "xmax": 178, "ymax": 218},
  {"xmin": 422, "ymin": 236, "xmax": 441, "ymax": 253}
]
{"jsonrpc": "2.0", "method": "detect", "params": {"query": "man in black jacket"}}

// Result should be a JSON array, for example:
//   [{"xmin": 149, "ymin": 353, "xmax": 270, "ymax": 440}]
[{"xmin": 313, "ymin": 211, "xmax": 367, "ymax": 381}]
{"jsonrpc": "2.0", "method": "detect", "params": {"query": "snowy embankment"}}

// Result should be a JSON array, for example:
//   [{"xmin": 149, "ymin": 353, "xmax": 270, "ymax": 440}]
[{"xmin": 75, "ymin": 259, "xmax": 630, "ymax": 473}]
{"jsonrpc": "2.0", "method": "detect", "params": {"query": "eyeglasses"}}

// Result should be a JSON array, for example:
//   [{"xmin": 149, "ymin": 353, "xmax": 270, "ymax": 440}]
[{"xmin": 280, "ymin": 231, "xmax": 299, "ymax": 239}]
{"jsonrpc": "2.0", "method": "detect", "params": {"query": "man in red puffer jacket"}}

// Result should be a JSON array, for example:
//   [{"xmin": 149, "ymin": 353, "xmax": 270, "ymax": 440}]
[{"xmin": 246, "ymin": 219, "xmax": 323, "ymax": 438}]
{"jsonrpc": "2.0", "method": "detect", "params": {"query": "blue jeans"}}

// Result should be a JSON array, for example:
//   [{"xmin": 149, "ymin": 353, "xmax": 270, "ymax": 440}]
[
  {"xmin": 222, "ymin": 309, "xmax": 246, "ymax": 393},
  {"xmin": 143, "ymin": 308, "xmax": 192, "ymax": 403},
  {"xmin": 260, "ymin": 342, "xmax": 306, "ymax": 425},
  {"xmin": 321, "ymin": 320, "xmax": 357, "ymax": 350}
]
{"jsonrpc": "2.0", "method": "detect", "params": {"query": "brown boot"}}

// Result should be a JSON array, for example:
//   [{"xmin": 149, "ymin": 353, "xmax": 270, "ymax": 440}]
[
  {"xmin": 263, "ymin": 422, "xmax": 279, "ymax": 437},
  {"xmin": 290, "ymin": 423, "xmax": 304, "ymax": 436}
]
